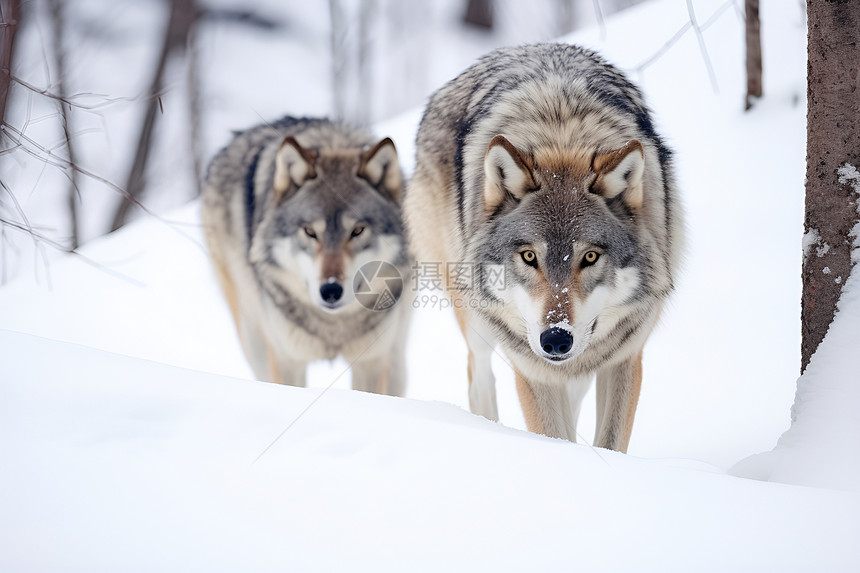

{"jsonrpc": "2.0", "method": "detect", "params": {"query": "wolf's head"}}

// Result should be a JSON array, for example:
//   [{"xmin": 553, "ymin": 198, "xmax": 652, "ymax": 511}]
[
  {"xmin": 475, "ymin": 135, "xmax": 650, "ymax": 364},
  {"xmin": 254, "ymin": 135, "xmax": 405, "ymax": 313}
]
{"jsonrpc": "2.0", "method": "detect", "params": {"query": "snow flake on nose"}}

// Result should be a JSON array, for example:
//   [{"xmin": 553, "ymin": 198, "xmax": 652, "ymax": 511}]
[{"xmin": 546, "ymin": 308, "xmax": 570, "ymax": 324}]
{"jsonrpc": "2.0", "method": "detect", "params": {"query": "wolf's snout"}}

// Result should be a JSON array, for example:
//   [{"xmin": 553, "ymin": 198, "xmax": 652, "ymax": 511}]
[
  {"xmin": 320, "ymin": 282, "xmax": 344, "ymax": 304},
  {"xmin": 540, "ymin": 327, "xmax": 573, "ymax": 356}
]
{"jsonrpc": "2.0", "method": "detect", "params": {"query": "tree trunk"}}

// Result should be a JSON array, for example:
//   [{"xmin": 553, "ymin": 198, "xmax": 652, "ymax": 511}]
[
  {"xmin": 356, "ymin": 0, "xmax": 375, "ymax": 126},
  {"xmin": 48, "ymin": 0, "xmax": 80, "ymax": 249},
  {"xmin": 556, "ymin": 0, "xmax": 575, "ymax": 37},
  {"xmin": 186, "ymin": 22, "xmax": 202, "ymax": 197},
  {"xmin": 802, "ymin": 0, "xmax": 860, "ymax": 372},
  {"xmin": 0, "ymin": 0, "xmax": 20, "ymax": 132},
  {"xmin": 110, "ymin": 0, "xmax": 197, "ymax": 232},
  {"xmin": 328, "ymin": 0, "xmax": 347, "ymax": 121},
  {"xmin": 744, "ymin": 0, "xmax": 762, "ymax": 110},
  {"xmin": 463, "ymin": 0, "xmax": 493, "ymax": 30}
]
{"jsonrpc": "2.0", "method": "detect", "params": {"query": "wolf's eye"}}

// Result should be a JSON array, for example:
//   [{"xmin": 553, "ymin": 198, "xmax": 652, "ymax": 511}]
[
  {"xmin": 582, "ymin": 250, "xmax": 600, "ymax": 267},
  {"xmin": 351, "ymin": 225, "xmax": 365, "ymax": 238},
  {"xmin": 521, "ymin": 250, "xmax": 538, "ymax": 268},
  {"xmin": 303, "ymin": 227, "xmax": 317, "ymax": 239}
]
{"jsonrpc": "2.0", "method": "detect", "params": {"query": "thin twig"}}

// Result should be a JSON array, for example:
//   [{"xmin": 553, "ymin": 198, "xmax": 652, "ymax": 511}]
[
  {"xmin": 687, "ymin": 0, "xmax": 720, "ymax": 94},
  {"xmin": 592, "ymin": 0, "xmax": 606, "ymax": 41},
  {"xmin": 0, "ymin": 217, "xmax": 146, "ymax": 287},
  {"xmin": 2, "ymin": 121, "xmax": 208, "ymax": 256},
  {"xmin": 11, "ymin": 74, "xmax": 141, "ymax": 111},
  {"xmin": 632, "ymin": 21, "xmax": 692, "ymax": 73}
]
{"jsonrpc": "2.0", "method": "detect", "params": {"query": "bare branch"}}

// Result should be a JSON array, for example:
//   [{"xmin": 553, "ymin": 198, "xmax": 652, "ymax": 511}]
[
  {"xmin": 592, "ymin": 0, "xmax": 606, "ymax": 41},
  {"xmin": 631, "ymin": 0, "xmax": 734, "ymax": 85},
  {"xmin": 686, "ymin": 0, "xmax": 719, "ymax": 94},
  {"xmin": 11, "ymin": 74, "xmax": 141, "ymax": 111},
  {"xmin": 0, "ymin": 215, "xmax": 147, "ymax": 287},
  {"xmin": 1, "ymin": 121, "xmax": 206, "ymax": 255},
  {"xmin": 632, "ymin": 21, "xmax": 692, "ymax": 73}
]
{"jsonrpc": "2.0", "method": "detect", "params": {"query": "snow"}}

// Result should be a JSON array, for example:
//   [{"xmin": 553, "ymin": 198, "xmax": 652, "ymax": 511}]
[
  {"xmin": 730, "ymin": 260, "xmax": 860, "ymax": 493},
  {"xmin": 837, "ymin": 163, "xmax": 860, "ymax": 264},
  {"xmin": 802, "ymin": 228, "xmax": 821, "ymax": 260},
  {"xmin": 732, "ymin": 160, "xmax": 860, "ymax": 492},
  {"xmin": 2, "ymin": 330, "xmax": 859, "ymax": 572},
  {"xmin": 2, "ymin": 0, "xmax": 860, "ymax": 570},
  {"xmin": 837, "ymin": 163, "xmax": 860, "ymax": 190}
]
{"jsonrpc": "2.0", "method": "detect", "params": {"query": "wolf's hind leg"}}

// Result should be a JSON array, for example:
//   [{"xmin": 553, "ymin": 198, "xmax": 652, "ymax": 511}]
[
  {"xmin": 594, "ymin": 350, "xmax": 643, "ymax": 453},
  {"xmin": 454, "ymin": 306, "xmax": 499, "ymax": 422}
]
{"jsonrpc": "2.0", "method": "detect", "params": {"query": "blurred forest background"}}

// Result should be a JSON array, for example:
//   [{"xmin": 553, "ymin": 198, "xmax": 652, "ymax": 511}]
[{"xmin": 0, "ymin": 0, "xmax": 644, "ymax": 285}]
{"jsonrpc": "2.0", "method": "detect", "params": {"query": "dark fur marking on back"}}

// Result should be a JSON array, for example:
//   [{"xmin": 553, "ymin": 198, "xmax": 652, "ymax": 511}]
[{"xmin": 245, "ymin": 147, "xmax": 263, "ymax": 248}]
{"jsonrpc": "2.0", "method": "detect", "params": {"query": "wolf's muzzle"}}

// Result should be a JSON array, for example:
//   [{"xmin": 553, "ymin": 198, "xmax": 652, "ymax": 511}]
[{"xmin": 540, "ymin": 327, "xmax": 573, "ymax": 356}]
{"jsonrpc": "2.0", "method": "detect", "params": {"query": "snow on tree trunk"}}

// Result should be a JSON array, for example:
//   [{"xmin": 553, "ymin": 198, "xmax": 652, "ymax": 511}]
[{"xmin": 801, "ymin": 0, "xmax": 860, "ymax": 373}]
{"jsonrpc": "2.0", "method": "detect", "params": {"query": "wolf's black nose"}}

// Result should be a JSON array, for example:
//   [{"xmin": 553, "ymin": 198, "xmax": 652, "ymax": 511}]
[
  {"xmin": 540, "ymin": 327, "xmax": 573, "ymax": 356},
  {"xmin": 320, "ymin": 283, "xmax": 343, "ymax": 304}
]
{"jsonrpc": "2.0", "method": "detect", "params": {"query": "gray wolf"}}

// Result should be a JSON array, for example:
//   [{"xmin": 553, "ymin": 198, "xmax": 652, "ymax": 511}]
[
  {"xmin": 202, "ymin": 117, "xmax": 411, "ymax": 395},
  {"xmin": 403, "ymin": 44, "xmax": 683, "ymax": 451}
]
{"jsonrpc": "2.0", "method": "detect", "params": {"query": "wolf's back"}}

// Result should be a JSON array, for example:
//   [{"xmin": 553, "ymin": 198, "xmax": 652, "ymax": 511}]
[{"xmin": 407, "ymin": 43, "xmax": 682, "ymax": 286}]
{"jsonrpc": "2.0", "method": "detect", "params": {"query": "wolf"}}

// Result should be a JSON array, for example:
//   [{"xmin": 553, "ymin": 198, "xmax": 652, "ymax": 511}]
[
  {"xmin": 202, "ymin": 117, "xmax": 411, "ymax": 395},
  {"xmin": 403, "ymin": 44, "xmax": 683, "ymax": 451}
]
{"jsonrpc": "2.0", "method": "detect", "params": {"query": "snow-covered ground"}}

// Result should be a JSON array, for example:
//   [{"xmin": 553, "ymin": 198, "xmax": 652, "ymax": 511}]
[{"xmin": 2, "ymin": 0, "xmax": 859, "ymax": 571}]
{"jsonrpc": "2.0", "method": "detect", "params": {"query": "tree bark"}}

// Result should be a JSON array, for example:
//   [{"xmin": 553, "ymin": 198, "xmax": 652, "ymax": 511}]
[
  {"xmin": 110, "ymin": 0, "xmax": 197, "ymax": 232},
  {"xmin": 802, "ymin": 0, "xmax": 860, "ymax": 372},
  {"xmin": 0, "ymin": 0, "xmax": 20, "ymax": 133},
  {"xmin": 744, "ymin": 0, "xmax": 762, "ymax": 110}
]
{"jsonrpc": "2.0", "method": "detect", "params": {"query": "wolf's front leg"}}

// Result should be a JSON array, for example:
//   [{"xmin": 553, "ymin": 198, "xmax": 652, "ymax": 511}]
[
  {"xmin": 454, "ymin": 306, "xmax": 499, "ymax": 421},
  {"xmin": 594, "ymin": 350, "xmax": 643, "ymax": 453},
  {"xmin": 267, "ymin": 346, "xmax": 308, "ymax": 387},
  {"xmin": 351, "ymin": 353, "xmax": 400, "ymax": 396},
  {"xmin": 514, "ymin": 370, "xmax": 588, "ymax": 442}
]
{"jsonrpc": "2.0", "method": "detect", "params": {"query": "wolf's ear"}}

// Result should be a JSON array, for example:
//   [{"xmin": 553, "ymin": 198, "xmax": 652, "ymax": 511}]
[
  {"xmin": 591, "ymin": 140, "xmax": 645, "ymax": 209},
  {"xmin": 484, "ymin": 135, "xmax": 538, "ymax": 212},
  {"xmin": 274, "ymin": 136, "xmax": 317, "ymax": 197},
  {"xmin": 358, "ymin": 137, "xmax": 402, "ymax": 202}
]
